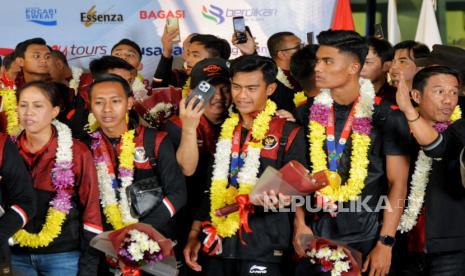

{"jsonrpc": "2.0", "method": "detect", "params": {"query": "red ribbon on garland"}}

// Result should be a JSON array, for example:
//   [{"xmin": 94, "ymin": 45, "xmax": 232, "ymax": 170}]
[{"xmin": 236, "ymin": 194, "xmax": 254, "ymax": 244}]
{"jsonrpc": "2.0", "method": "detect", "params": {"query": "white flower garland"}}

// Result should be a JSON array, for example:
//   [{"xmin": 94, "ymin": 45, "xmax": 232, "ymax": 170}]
[
  {"xmin": 211, "ymin": 135, "xmax": 262, "ymax": 186},
  {"xmin": 148, "ymin": 103, "xmax": 173, "ymax": 119},
  {"xmin": 398, "ymin": 150, "xmax": 432, "ymax": 233},
  {"xmin": 398, "ymin": 107, "xmax": 462, "ymax": 232},
  {"xmin": 53, "ymin": 120, "xmax": 73, "ymax": 163},
  {"xmin": 276, "ymin": 67, "xmax": 294, "ymax": 90},
  {"xmin": 68, "ymin": 67, "xmax": 83, "ymax": 92},
  {"xmin": 96, "ymin": 160, "xmax": 138, "ymax": 224},
  {"xmin": 132, "ymin": 77, "xmax": 148, "ymax": 102},
  {"xmin": 94, "ymin": 133, "xmax": 138, "ymax": 225},
  {"xmin": 212, "ymin": 139, "xmax": 233, "ymax": 180}
]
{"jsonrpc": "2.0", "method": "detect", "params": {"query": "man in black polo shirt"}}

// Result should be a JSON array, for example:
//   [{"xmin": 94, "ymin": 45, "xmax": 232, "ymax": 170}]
[
  {"xmin": 293, "ymin": 30, "xmax": 410, "ymax": 276},
  {"xmin": 396, "ymin": 66, "xmax": 465, "ymax": 274},
  {"xmin": 267, "ymin": 32, "xmax": 303, "ymax": 112}
]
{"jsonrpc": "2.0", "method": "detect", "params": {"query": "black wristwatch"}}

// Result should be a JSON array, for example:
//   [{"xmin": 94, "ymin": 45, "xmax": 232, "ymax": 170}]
[{"xmin": 379, "ymin": 235, "xmax": 396, "ymax": 247}]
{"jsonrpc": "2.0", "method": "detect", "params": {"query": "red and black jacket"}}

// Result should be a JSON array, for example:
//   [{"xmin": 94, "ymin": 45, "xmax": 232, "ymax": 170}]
[
  {"xmin": 196, "ymin": 117, "xmax": 308, "ymax": 263},
  {"xmin": 0, "ymin": 134, "xmax": 35, "ymax": 244},
  {"xmin": 12, "ymin": 128, "xmax": 103, "ymax": 275},
  {"xmin": 88, "ymin": 125, "xmax": 187, "ymax": 238}
]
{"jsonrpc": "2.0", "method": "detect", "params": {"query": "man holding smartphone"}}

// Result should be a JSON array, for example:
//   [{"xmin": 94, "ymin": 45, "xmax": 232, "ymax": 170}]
[{"xmin": 161, "ymin": 58, "xmax": 232, "ymax": 275}]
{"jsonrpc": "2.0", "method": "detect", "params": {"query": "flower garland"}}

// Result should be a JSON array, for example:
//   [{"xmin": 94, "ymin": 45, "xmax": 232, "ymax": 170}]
[
  {"xmin": 0, "ymin": 82, "xmax": 20, "ymax": 137},
  {"xmin": 276, "ymin": 67, "xmax": 294, "ymax": 90},
  {"xmin": 144, "ymin": 102, "xmax": 173, "ymax": 128},
  {"xmin": 132, "ymin": 77, "xmax": 148, "ymax": 102},
  {"xmin": 13, "ymin": 120, "xmax": 75, "ymax": 248},
  {"xmin": 398, "ymin": 106, "xmax": 462, "ymax": 233},
  {"xmin": 68, "ymin": 67, "xmax": 83, "ymax": 92},
  {"xmin": 91, "ymin": 129, "xmax": 138, "ymax": 229},
  {"xmin": 293, "ymin": 91, "xmax": 307, "ymax": 107},
  {"xmin": 182, "ymin": 77, "xmax": 191, "ymax": 99},
  {"xmin": 210, "ymin": 100, "xmax": 277, "ymax": 237},
  {"xmin": 308, "ymin": 78, "xmax": 375, "ymax": 203}
]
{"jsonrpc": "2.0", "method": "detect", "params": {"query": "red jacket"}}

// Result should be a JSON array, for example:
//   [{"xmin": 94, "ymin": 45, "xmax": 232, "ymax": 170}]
[{"xmin": 13, "ymin": 127, "xmax": 103, "ymax": 274}]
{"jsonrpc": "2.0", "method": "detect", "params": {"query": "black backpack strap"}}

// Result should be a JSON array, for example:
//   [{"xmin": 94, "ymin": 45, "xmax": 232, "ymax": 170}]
[
  {"xmin": 143, "ymin": 128, "xmax": 158, "ymax": 172},
  {"xmin": 277, "ymin": 122, "xmax": 295, "ymax": 167}
]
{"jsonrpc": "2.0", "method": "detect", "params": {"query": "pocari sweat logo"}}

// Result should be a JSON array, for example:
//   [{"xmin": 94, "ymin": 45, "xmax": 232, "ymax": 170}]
[
  {"xmin": 25, "ymin": 8, "xmax": 57, "ymax": 26},
  {"xmin": 201, "ymin": 5, "xmax": 224, "ymax": 24}
]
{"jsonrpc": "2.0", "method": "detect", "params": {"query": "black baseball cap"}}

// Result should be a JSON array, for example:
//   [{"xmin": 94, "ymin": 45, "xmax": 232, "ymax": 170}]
[{"xmin": 190, "ymin": 58, "xmax": 230, "ymax": 89}]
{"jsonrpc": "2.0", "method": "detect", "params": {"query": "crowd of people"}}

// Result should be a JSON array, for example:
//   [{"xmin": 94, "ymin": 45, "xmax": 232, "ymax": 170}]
[{"xmin": 0, "ymin": 20, "xmax": 465, "ymax": 276}]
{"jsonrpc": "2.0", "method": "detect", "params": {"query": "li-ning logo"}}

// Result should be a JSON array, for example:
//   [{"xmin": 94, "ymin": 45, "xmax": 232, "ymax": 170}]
[
  {"xmin": 201, "ymin": 5, "xmax": 224, "ymax": 24},
  {"xmin": 249, "ymin": 265, "xmax": 267, "ymax": 274},
  {"xmin": 25, "ymin": 8, "xmax": 57, "ymax": 26},
  {"xmin": 80, "ymin": 5, "xmax": 123, "ymax": 27}
]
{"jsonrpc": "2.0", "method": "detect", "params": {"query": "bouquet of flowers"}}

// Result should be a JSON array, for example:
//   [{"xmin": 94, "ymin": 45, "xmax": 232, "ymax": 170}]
[
  {"xmin": 90, "ymin": 223, "xmax": 177, "ymax": 276},
  {"xmin": 116, "ymin": 229, "xmax": 164, "ymax": 267},
  {"xmin": 214, "ymin": 160, "xmax": 329, "ymax": 216},
  {"xmin": 133, "ymin": 86, "xmax": 182, "ymax": 128},
  {"xmin": 300, "ymin": 235, "xmax": 361, "ymax": 276}
]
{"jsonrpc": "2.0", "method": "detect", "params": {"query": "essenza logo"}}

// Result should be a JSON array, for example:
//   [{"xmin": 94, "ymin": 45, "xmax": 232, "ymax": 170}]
[
  {"xmin": 201, "ymin": 4, "xmax": 277, "ymax": 24},
  {"xmin": 51, "ymin": 44, "xmax": 108, "ymax": 61},
  {"xmin": 25, "ymin": 7, "xmax": 57, "ymax": 26},
  {"xmin": 80, "ymin": 5, "xmax": 123, "ymax": 27},
  {"xmin": 139, "ymin": 9, "xmax": 185, "ymax": 20}
]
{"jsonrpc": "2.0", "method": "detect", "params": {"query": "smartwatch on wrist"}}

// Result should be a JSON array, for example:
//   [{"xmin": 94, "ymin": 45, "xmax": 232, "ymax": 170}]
[{"xmin": 379, "ymin": 235, "xmax": 396, "ymax": 247}]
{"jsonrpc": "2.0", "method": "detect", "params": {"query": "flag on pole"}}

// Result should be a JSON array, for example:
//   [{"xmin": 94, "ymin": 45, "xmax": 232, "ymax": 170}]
[
  {"xmin": 387, "ymin": 0, "xmax": 401, "ymax": 45},
  {"xmin": 331, "ymin": 0, "xmax": 355, "ymax": 31},
  {"xmin": 415, "ymin": 0, "xmax": 442, "ymax": 49}
]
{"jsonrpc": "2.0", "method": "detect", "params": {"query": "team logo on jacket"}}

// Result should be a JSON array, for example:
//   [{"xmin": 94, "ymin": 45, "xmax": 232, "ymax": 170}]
[
  {"xmin": 262, "ymin": 135, "xmax": 278, "ymax": 150},
  {"xmin": 134, "ymin": 147, "xmax": 148, "ymax": 163}
]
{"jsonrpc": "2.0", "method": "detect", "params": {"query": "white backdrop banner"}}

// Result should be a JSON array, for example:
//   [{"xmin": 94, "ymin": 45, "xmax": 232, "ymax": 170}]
[{"xmin": 0, "ymin": 0, "xmax": 336, "ymax": 84}]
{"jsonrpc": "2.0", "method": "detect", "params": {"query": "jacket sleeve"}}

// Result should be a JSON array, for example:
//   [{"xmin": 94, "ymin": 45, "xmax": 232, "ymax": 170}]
[
  {"xmin": 424, "ymin": 119, "xmax": 465, "ymax": 159},
  {"xmin": 0, "ymin": 137, "xmax": 35, "ymax": 244},
  {"xmin": 152, "ymin": 55, "xmax": 175, "ymax": 88},
  {"xmin": 145, "ymin": 134, "xmax": 187, "ymax": 228},
  {"xmin": 73, "ymin": 142, "xmax": 103, "ymax": 276}
]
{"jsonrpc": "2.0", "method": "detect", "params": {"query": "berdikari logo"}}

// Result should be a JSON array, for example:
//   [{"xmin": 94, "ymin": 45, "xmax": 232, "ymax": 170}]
[
  {"xmin": 201, "ymin": 4, "xmax": 277, "ymax": 24},
  {"xmin": 201, "ymin": 5, "xmax": 224, "ymax": 24},
  {"xmin": 25, "ymin": 7, "xmax": 57, "ymax": 26}
]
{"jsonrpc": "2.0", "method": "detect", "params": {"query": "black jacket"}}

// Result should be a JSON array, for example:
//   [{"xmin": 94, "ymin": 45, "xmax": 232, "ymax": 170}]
[
  {"xmin": 196, "ymin": 117, "xmax": 308, "ymax": 263},
  {"xmin": 421, "ymin": 118, "xmax": 465, "ymax": 253}
]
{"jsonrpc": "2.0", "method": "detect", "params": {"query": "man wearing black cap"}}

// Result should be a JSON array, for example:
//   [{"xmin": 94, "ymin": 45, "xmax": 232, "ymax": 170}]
[{"xmin": 161, "ymin": 57, "xmax": 232, "ymax": 275}]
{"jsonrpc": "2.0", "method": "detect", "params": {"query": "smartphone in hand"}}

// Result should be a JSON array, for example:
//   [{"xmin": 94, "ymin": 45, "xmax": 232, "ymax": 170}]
[
  {"xmin": 307, "ymin": 32, "xmax": 314, "ymax": 45},
  {"xmin": 185, "ymin": 81, "xmax": 216, "ymax": 110},
  {"xmin": 233, "ymin": 16, "xmax": 247, "ymax": 44},
  {"xmin": 374, "ymin": 23, "xmax": 384, "ymax": 39},
  {"xmin": 166, "ymin": 17, "xmax": 181, "ymax": 43}
]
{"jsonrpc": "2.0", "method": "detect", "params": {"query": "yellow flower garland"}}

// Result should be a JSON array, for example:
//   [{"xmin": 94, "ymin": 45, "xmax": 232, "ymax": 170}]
[
  {"xmin": 451, "ymin": 105, "xmax": 461, "ymax": 122},
  {"xmin": 293, "ymin": 91, "xmax": 307, "ymax": 107},
  {"xmin": 210, "ymin": 100, "xmax": 276, "ymax": 237},
  {"xmin": 309, "ymin": 121, "xmax": 372, "ymax": 202},
  {"xmin": 101, "ymin": 129, "xmax": 136, "ymax": 229},
  {"xmin": 119, "ymin": 130, "xmax": 136, "ymax": 170},
  {"xmin": 103, "ymin": 204, "xmax": 126, "ymax": 230},
  {"xmin": 13, "ymin": 209, "xmax": 66, "ymax": 248},
  {"xmin": 0, "ymin": 87, "xmax": 20, "ymax": 136},
  {"xmin": 182, "ymin": 77, "xmax": 191, "ymax": 99}
]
